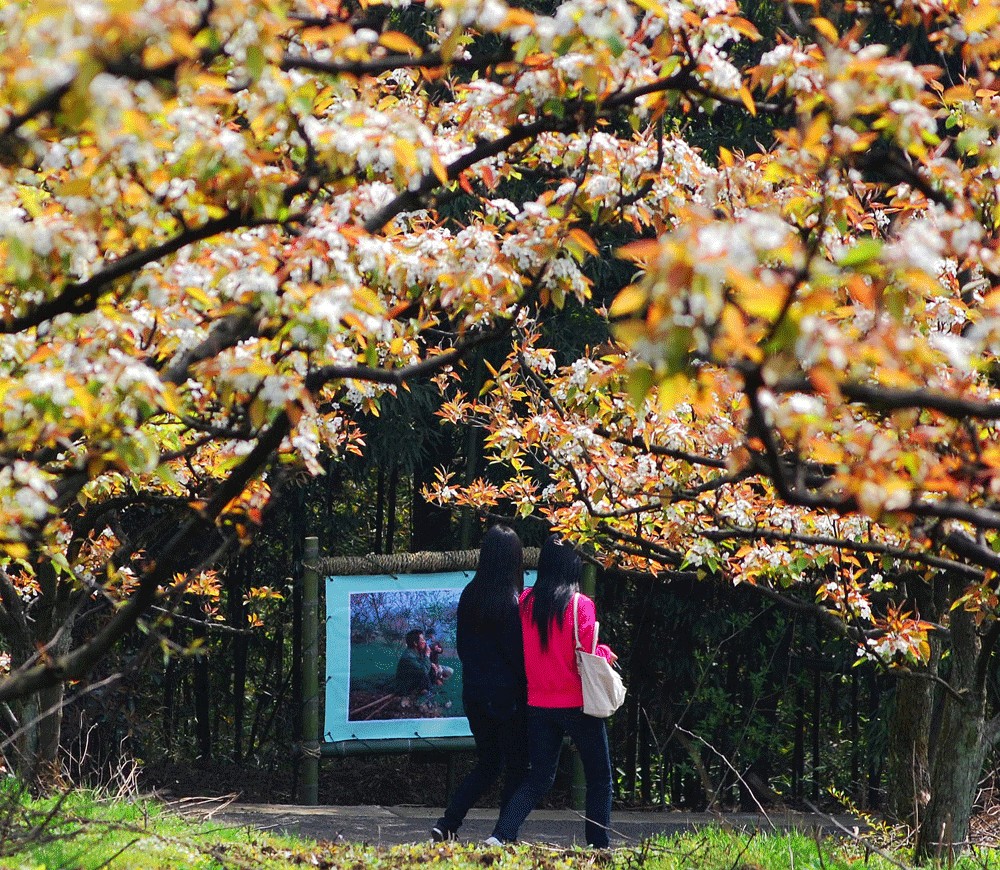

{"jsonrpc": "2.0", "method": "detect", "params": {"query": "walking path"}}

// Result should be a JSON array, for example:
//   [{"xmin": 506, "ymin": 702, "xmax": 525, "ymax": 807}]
[{"xmin": 197, "ymin": 803, "xmax": 864, "ymax": 848}]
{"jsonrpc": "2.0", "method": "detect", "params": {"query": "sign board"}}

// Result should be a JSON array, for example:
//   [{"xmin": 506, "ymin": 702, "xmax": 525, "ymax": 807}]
[{"xmin": 325, "ymin": 570, "xmax": 535, "ymax": 743}]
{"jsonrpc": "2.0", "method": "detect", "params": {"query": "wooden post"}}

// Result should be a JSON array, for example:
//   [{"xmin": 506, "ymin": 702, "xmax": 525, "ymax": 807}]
[
  {"xmin": 301, "ymin": 536, "xmax": 320, "ymax": 805},
  {"xmin": 572, "ymin": 561, "xmax": 598, "ymax": 812}
]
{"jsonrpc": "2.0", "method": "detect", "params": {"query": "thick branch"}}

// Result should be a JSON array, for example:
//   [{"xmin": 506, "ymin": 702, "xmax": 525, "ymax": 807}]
[
  {"xmin": 747, "ymin": 373, "xmax": 1000, "ymax": 531},
  {"xmin": 161, "ymin": 308, "xmax": 262, "ymax": 386},
  {"xmin": 0, "ymin": 568, "xmax": 28, "ymax": 642},
  {"xmin": 942, "ymin": 531, "xmax": 1000, "ymax": 573},
  {"xmin": 773, "ymin": 378, "xmax": 1000, "ymax": 421}
]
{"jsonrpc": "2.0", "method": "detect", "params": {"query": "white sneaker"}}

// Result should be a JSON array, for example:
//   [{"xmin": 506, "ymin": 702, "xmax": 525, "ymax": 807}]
[{"xmin": 483, "ymin": 836, "xmax": 504, "ymax": 847}]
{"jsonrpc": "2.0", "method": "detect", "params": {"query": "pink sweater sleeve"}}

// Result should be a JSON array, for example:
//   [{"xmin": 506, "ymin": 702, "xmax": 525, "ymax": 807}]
[{"xmin": 575, "ymin": 594, "xmax": 616, "ymax": 663}]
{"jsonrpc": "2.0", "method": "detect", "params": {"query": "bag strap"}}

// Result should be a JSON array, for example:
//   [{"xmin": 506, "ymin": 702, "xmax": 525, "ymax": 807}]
[
  {"xmin": 572, "ymin": 594, "xmax": 598, "ymax": 654},
  {"xmin": 572, "ymin": 593, "xmax": 583, "ymax": 652}
]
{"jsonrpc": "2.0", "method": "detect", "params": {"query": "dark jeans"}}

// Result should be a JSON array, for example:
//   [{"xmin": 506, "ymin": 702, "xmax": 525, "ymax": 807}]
[
  {"xmin": 492, "ymin": 706, "xmax": 612, "ymax": 847},
  {"xmin": 436, "ymin": 697, "xmax": 528, "ymax": 835}
]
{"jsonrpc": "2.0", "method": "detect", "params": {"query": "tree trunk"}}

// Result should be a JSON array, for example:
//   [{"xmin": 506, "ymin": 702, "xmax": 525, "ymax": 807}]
[
  {"xmin": 916, "ymin": 579, "xmax": 985, "ymax": 861},
  {"xmin": 228, "ymin": 559, "xmax": 248, "ymax": 762},
  {"xmin": 8, "ymin": 565, "xmax": 75, "ymax": 783},
  {"xmin": 917, "ymin": 690, "xmax": 985, "ymax": 860},
  {"xmin": 192, "ymin": 631, "xmax": 212, "ymax": 763},
  {"xmin": 374, "ymin": 467, "xmax": 385, "ymax": 554},
  {"xmin": 886, "ymin": 673, "xmax": 934, "ymax": 826},
  {"xmin": 885, "ymin": 571, "xmax": 941, "ymax": 826},
  {"xmin": 385, "ymin": 463, "xmax": 399, "ymax": 555}
]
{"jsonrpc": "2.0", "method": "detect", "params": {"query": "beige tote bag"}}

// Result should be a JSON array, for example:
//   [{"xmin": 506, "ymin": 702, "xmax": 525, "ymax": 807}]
[{"xmin": 572, "ymin": 594, "xmax": 626, "ymax": 718}]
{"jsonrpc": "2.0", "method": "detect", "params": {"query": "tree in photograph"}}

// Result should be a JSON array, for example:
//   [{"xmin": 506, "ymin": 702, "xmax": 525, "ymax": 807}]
[
  {"xmin": 427, "ymin": 1, "xmax": 1000, "ymax": 859},
  {"xmin": 0, "ymin": 0, "xmax": 766, "ymax": 779}
]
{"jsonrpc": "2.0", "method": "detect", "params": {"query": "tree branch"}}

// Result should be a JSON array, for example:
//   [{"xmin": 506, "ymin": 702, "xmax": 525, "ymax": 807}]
[
  {"xmin": 704, "ymin": 527, "xmax": 983, "ymax": 579},
  {"xmin": 773, "ymin": 378, "xmax": 1000, "ymax": 421},
  {"xmin": 280, "ymin": 49, "xmax": 511, "ymax": 78},
  {"xmin": 1, "ymin": 212, "xmax": 294, "ymax": 335},
  {"xmin": 0, "ymin": 412, "xmax": 290, "ymax": 703},
  {"xmin": 362, "ymin": 117, "xmax": 577, "ymax": 234},
  {"xmin": 0, "ymin": 81, "xmax": 73, "ymax": 141},
  {"xmin": 304, "ymin": 321, "xmax": 511, "ymax": 391}
]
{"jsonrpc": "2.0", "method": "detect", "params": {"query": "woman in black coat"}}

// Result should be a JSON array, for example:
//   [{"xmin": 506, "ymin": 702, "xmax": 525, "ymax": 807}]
[{"xmin": 432, "ymin": 525, "xmax": 529, "ymax": 841}]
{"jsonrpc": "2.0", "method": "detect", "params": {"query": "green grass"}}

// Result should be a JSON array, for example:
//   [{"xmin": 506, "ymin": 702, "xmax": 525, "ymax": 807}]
[{"xmin": 2, "ymin": 789, "xmax": 1000, "ymax": 870}]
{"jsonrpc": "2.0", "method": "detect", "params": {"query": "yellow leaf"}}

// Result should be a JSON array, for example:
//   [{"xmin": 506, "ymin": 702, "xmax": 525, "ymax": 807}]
[
  {"xmin": 141, "ymin": 42, "xmax": 173, "ymax": 68},
  {"xmin": 727, "ymin": 268, "xmax": 780, "ymax": 318},
  {"xmin": 2, "ymin": 542, "xmax": 28, "ymax": 559},
  {"xmin": 169, "ymin": 30, "xmax": 199, "ymax": 59},
  {"xmin": 811, "ymin": 17, "xmax": 839, "ymax": 42},
  {"xmin": 718, "ymin": 146, "xmax": 734, "ymax": 167},
  {"xmin": 809, "ymin": 441, "xmax": 842, "ymax": 464},
  {"xmin": 380, "ymin": 31, "xmax": 421, "ymax": 54},
  {"xmin": 185, "ymin": 286, "xmax": 214, "ymax": 309},
  {"xmin": 431, "ymin": 151, "xmax": 449, "ymax": 185},
  {"xmin": 728, "ymin": 16, "xmax": 762, "ymax": 40},
  {"xmin": 942, "ymin": 84, "xmax": 974, "ymax": 103},
  {"xmin": 609, "ymin": 285, "xmax": 648, "ymax": 319},
  {"xmin": 964, "ymin": 3, "xmax": 1000, "ymax": 34},
  {"xmin": 763, "ymin": 161, "xmax": 790, "ymax": 183},
  {"xmin": 738, "ymin": 86, "xmax": 756, "ymax": 116},
  {"xmin": 56, "ymin": 178, "xmax": 91, "ymax": 197},
  {"xmin": 160, "ymin": 384, "xmax": 183, "ymax": 416},
  {"xmin": 393, "ymin": 139, "xmax": 418, "ymax": 173},
  {"xmin": 16, "ymin": 185, "xmax": 46, "ymax": 218},
  {"xmin": 655, "ymin": 373, "xmax": 691, "ymax": 414}
]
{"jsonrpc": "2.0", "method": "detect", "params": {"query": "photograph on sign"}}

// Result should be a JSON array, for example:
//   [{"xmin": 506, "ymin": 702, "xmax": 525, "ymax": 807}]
[
  {"xmin": 348, "ymin": 589, "xmax": 462, "ymax": 722},
  {"xmin": 325, "ymin": 570, "xmax": 535, "ymax": 744}
]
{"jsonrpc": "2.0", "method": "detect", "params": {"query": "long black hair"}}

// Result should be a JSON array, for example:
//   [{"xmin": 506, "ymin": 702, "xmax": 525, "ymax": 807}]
[
  {"xmin": 528, "ymin": 534, "xmax": 581, "ymax": 650},
  {"xmin": 462, "ymin": 524, "xmax": 524, "ymax": 632}
]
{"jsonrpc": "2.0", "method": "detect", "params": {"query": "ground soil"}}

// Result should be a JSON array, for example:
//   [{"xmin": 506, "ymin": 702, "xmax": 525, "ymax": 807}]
[
  {"xmin": 141, "ymin": 752, "xmax": 573, "ymax": 809},
  {"xmin": 142, "ymin": 757, "xmax": 1000, "ymax": 848}
]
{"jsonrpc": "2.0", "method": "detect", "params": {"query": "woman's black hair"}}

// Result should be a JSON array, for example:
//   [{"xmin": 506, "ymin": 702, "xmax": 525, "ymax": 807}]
[
  {"xmin": 528, "ymin": 534, "xmax": 581, "ymax": 650},
  {"xmin": 462, "ymin": 525, "xmax": 524, "ymax": 632}
]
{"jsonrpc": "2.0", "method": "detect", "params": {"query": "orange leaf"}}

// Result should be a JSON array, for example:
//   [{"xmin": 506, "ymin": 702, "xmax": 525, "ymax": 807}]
[
  {"xmin": 380, "ymin": 31, "xmax": 421, "ymax": 54},
  {"xmin": 617, "ymin": 238, "xmax": 661, "ymax": 263},
  {"xmin": 568, "ymin": 228, "xmax": 599, "ymax": 257}
]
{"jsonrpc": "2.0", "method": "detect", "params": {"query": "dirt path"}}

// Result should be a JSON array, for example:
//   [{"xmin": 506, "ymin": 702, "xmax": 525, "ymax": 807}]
[{"xmin": 185, "ymin": 802, "xmax": 864, "ymax": 848}]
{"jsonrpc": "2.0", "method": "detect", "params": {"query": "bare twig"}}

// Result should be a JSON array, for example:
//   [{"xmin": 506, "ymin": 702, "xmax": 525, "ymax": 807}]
[
  {"xmin": 802, "ymin": 799, "xmax": 914, "ymax": 870},
  {"xmin": 674, "ymin": 725, "xmax": 776, "ymax": 828}
]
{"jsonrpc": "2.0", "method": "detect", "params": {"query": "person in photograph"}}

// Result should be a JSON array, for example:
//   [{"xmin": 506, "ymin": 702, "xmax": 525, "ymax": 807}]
[
  {"xmin": 432, "ymin": 524, "xmax": 529, "ymax": 842},
  {"xmin": 395, "ymin": 629, "xmax": 434, "ymax": 693},
  {"xmin": 395, "ymin": 628, "xmax": 454, "ymax": 696},
  {"xmin": 487, "ymin": 534, "xmax": 617, "ymax": 849},
  {"xmin": 425, "ymin": 630, "xmax": 454, "ymax": 683}
]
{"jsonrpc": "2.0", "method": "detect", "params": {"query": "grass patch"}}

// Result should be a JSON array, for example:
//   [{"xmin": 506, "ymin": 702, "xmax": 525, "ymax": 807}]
[{"xmin": 1, "ymin": 790, "xmax": 999, "ymax": 870}]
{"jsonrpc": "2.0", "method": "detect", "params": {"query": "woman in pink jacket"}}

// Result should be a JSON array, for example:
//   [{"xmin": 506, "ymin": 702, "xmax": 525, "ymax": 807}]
[{"xmin": 488, "ymin": 534, "xmax": 617, "ymax": 848}]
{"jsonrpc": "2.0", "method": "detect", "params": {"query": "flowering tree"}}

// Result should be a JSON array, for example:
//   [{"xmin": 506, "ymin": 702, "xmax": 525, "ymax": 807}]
[
  {"xmin": 425, "ymin": 1, "xmax": 1000, "ymax": 859},
  {"xmin": 0, "ymin": 0, "xmax": 767, "ymax": 779}
]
